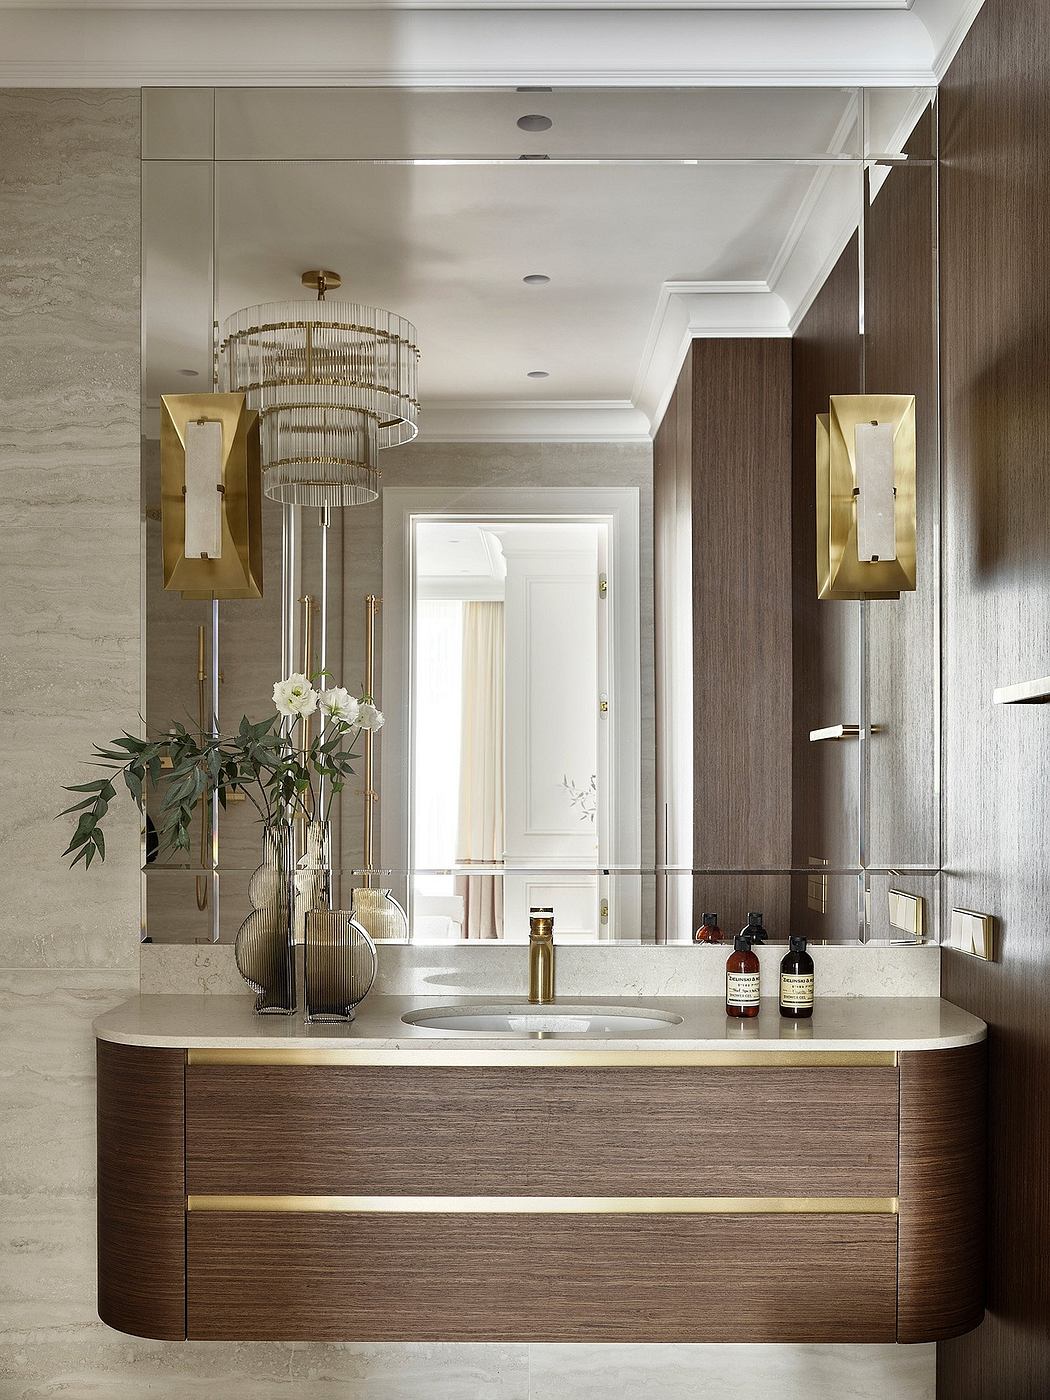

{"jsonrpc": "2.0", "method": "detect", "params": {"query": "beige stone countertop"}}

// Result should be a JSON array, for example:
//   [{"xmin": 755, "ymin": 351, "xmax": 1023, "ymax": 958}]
[{"xmin": 94, "ymin": 994, "xmax": 986, "ymax": 1054}]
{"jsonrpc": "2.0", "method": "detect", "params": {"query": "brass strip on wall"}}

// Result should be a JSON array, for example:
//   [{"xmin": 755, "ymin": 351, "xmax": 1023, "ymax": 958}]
[
  {"xmin": 186, "ymin": 1048, "xmax": 898, "ymax": 1069},
  {"xmin": 187, "ymin": 1194, "xmax": 900, "ymax": 1216}
]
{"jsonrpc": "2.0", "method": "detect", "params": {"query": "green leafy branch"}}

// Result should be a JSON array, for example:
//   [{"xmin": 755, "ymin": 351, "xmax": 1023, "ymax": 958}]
[{"xmin": 59, "ymin": 709, "xmax": 363, "ymax": 869}]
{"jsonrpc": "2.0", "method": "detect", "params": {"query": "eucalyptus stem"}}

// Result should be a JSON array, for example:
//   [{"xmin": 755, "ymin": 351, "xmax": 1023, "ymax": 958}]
[{"xmin": 60, "ymin": 677, "xmax": 382, "ymax": 869}]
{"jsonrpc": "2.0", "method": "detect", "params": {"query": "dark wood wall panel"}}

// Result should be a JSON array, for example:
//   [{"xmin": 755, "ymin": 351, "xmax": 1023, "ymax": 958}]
[
  {"xmin": 186, "ymin": 1063, "xmax": 899, "ymax": 1197},
  {"xmin": 654, "ymin": 339, "xmax": 792, "ymax": 935},
  {"xmin": 790, "ymin": 237, "xmax": 862, "ymax": 939},
  {"xmin": 898, "ymin": 1043, "xmax": 987, "ymax": 1342},
  {"xmin": 690, "ymin": 338, "xmax": 793, "ymax": 875},
  {"xmin": 936, "ymin": 0, "xmax": 1050, "ymax": 1392},
  {"xmin": 96, "ymin": 1041, "xmax": 186, "ymax": 1340},
  {"xmin": 187, "ymin": 1210, "xmax": 898, "ymax": 1342}
]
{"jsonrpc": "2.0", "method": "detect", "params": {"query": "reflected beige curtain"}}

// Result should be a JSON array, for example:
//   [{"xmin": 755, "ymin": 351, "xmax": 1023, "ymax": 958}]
[{"xmin": 455, "ymin": 602, "xmax": 505, "ymax": 939}]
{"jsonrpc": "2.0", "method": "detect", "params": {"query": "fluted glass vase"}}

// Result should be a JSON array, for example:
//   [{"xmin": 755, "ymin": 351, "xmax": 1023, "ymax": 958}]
[
  {"xmin": 234, "ymin": 820, "xmax": 297, "ymax": 1015},
  {"xmin": 234, "ymin": 818, "xmax": 332, "ymax": 1015},
  {"xmin": 292, "ymin": 818, "xmax": 332, "ymax": 946}
]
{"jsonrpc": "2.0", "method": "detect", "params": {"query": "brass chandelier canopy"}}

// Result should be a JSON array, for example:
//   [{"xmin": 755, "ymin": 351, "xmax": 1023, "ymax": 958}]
[{"xmin": 219, "ymin": 269, "xmax": 420, "ymax": 509}]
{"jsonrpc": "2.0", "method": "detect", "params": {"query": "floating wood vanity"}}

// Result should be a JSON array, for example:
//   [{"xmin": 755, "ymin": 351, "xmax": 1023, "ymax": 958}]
[{"xmin": 95, "ymin": 995, "xmax": 986, "ymax": 1345}]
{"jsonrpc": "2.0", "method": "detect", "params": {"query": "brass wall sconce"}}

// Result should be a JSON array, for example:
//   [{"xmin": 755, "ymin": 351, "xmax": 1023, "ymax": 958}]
[
  {"xmin": 816, "ymin": 394, "xmax": 917, "ymax": 600},
  {"xmin": 160, "ymin": 392, "xmax": 264, "ymax": 599}
]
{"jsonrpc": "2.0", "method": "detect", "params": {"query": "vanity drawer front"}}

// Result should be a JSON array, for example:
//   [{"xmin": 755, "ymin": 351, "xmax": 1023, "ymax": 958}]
[
  {"xmin": 187, "ymin": 1209, "xmax": 898, "ymax": 1342},
  {"xmin": 185, "ymin": 1063, "xmax": 899, "ymax": 1196}
]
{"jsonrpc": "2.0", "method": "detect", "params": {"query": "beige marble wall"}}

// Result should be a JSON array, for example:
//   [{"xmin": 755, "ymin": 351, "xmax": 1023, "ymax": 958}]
[
  {"xmin": 142, "ymin": 939, "xmax": 941, "ymax": 999},
  {"xmin": 0, "ymin": 88, "xmax": 933, "ymax": 1400},
  {"xmin": 0, "ymin": 85, "xmax": 142, "ymax": 1396}
]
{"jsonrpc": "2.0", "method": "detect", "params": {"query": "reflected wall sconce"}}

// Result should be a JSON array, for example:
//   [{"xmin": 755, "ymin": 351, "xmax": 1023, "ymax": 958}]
[
  {"xmin": 160, "ymin": 392, "xmax": 264, "ymax": 599},
  {"xmin": 816, "ymin": 394, "xmax": 917, "ymax": 600}
]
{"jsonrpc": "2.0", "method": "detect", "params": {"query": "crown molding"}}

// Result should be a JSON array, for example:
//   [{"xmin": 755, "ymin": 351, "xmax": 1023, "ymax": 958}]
[
  {"xmin": 912, "ymin": 0, "xmax": 985, "ymax": 80},
  {"xmin": 142, "ymin": 397, "xmax": 652, "ymax": 443},
  {"xmin": 0, "ymin": 0, "xmax": 918, "ymax": 7},
  {"xmin": 635, "ymin": 282, "xmax": 792, "ymax": 434},
  {"xmin": 769, "ymin": 83, "xmax": 934, "ymax": 333},
  {"xmin": 0, "ymin": 68, "xmax": 935, "ymax": 88},
  {"xmin": 417, "ymin": 400, "xmax": 652, "ymax": 444},
  {"xmin": 0, "ymin": 63, "xmax": 940, "ymax": 89},
  {"xmin": 0, "ymin": 8, "xmax": 937, "ymax": 87}
]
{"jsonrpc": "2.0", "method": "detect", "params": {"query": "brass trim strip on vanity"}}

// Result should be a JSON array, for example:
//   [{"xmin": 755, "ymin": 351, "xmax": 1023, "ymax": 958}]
[
  {"xmin": 187, "ymin": 1194, "xmax": 900, "ymax": 1216},
  {"xmin": 185, "ymin": 1049, "xmax": 898, "ymax": 1069}
]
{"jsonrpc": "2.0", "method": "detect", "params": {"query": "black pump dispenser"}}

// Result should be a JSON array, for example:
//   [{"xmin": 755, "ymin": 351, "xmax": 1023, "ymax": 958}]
[
  {"xmin": 742, "ymin": 912, "xmax": 768, "ymax": 945},
  {"xmin": 779, "ymin": 934, "xmax": 815, "ymax": 1019}
]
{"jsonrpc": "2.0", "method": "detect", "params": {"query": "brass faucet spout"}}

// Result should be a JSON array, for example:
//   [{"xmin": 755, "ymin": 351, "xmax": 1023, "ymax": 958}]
[{"xmin": 528, "ymin": 909, "xmax": 555, "ymax": 1004}]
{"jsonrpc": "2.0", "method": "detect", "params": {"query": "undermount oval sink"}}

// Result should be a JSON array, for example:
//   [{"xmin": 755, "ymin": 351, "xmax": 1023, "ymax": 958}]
[{"xmin": 401, "ymin": 1003, "xmax": 684, "ymax": 1035}]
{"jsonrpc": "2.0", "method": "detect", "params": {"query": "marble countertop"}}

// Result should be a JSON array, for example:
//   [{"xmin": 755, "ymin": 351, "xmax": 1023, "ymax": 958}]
[{"xmin": 94, "ymin": 994, "xmax": 986, "ymax": 1054}]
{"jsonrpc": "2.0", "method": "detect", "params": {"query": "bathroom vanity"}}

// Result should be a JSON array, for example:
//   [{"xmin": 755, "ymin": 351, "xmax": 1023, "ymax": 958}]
[{"xmin": 95, "ymin": 995, "xmax": 985, "ymax": 1345}]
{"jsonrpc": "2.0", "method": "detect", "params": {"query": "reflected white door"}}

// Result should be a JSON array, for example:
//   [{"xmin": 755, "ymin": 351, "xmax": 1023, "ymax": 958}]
[{"xmin": 497, "ymin": 525, "xmax": 602, "ymax": 939}]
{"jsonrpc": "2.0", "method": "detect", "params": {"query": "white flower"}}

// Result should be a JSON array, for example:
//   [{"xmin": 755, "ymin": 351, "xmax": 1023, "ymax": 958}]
[
  {"xmin": 272, "ymin": 673, "xmax": 318, "ymax": 719},
  {"xmin": 357, "ymin": 701, "xmax": 385, "ymax": 731},
  {"xmin": 318, "ymin": 687, "xmax": 360, "ymax": 727}
]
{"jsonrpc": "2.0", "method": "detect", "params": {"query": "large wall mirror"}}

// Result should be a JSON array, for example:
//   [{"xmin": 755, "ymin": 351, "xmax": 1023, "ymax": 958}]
[{"xmin": 141, "ymin": 85, "xmax": 940, "ymax": 946}]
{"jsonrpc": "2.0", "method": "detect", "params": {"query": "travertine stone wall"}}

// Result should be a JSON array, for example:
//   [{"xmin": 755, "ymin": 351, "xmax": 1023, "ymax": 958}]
[{"xmin": 0, "ymin": 87, "xmax": 142, "ymax": 1394}]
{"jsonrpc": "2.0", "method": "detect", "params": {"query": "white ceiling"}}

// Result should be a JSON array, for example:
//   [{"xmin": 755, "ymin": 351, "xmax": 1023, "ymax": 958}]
[
  {"xmin": 213, "ymin": 162, "xmax": 816, "ymax": 403},
  {"xmin": 144, "ymin": 85, "xmax": 885, "ymax": 434},
  {"xmin": 416, "ymin": 524, "xmax": 505, "ymax": 582},
  {"xmin": 80, "ymin": 0, "xmax": 981, "ymax": 440},
  {"xmin": 416, "ymin": 521, "xmax": 599, "ymax": 590}
]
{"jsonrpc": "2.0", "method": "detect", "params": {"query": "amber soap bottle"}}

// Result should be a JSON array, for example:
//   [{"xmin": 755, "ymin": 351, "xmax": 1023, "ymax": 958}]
[
  {"xmin": 725, "ymin": 933, "xmax": 761, "ymax": 1018},
  {"xmin": 779, "ymin": 935, "xmax": 815, "ymax": 1019},
  {"xmin": 694, "ymin": 912, "xmax": 724, "ymax": 944}
]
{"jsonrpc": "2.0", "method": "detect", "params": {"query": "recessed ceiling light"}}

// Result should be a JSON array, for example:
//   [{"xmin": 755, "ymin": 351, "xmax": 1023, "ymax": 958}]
[
  {"xmin": 523, "ymin": 274, "xmax": 551, "ymax": 286},
  {"xmin": 517, "ymin": 114, "xmax": 553, "ymax": 133},
  {"xmin": 527, "ymin": 370, "xmax": 550, "ymax": 379},
  {"xmin": 177, "ymin": 368, "xmax": 200, "ymax": 377}
]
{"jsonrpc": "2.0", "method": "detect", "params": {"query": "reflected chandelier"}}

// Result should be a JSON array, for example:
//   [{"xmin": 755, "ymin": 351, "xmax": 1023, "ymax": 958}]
[{"xmin": 219, "ymin": 269, "xmax": 419, "ymax": 508}]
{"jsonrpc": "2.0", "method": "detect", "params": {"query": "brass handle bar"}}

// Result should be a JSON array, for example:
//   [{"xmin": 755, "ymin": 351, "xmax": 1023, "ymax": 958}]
[
  {"xmin": 186, "ymin": 1048, "xmax": 898, "ymax": 1068},
  {"xmin": 187, "ymin": 1193, "xmax": 899, "ymax": 1216}
]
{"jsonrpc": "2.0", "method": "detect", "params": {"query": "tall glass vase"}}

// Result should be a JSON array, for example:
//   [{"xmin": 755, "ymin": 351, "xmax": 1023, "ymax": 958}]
[
  {"xmin": 235, "ymin": 820, "xmax": 297, "ymax": 1015},
  {"xmin": 293, "ymin": 818, "xmax": 332, "ymax": 945},
  {"xmin": 235, "ymin": 817, "xmax": 332, "ymax": 1016}
]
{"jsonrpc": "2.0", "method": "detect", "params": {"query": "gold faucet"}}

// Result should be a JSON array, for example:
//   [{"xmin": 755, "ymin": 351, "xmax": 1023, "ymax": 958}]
[{"xmin": 528, "ymin": 908, "xmax": 555, "ymax": 1004}]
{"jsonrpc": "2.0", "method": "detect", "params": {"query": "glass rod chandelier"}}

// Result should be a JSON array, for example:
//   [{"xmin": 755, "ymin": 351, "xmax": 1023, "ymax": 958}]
[{"xmin": 220, "ymin": 269, "xmax": 419, "ymax": 508}]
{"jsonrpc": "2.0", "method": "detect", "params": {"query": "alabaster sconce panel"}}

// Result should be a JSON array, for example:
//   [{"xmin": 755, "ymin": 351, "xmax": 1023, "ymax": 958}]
[
  {"xmin": 816, "ymin": 393, "xmax": 917, "ymax": 601},
  {"xmin": 160, "ymin": 392, "xmax": 264, "ymax": 600}
]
